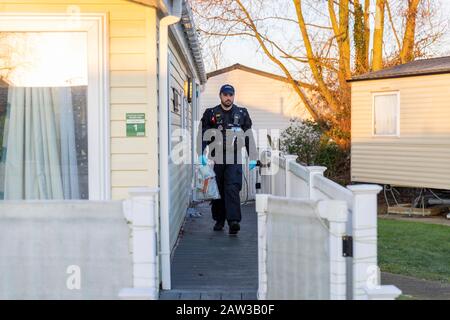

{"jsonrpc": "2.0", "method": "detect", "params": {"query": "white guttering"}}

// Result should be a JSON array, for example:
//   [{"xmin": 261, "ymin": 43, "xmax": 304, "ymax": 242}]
[
  {"xmin": 158, "ymin": 0, "xmax": 182, "ymax": 291},
  {"xmin": 167, "ymin": 3, "xmax": 206, "ymax": 85},
  {"xmin": 180, "ymin": 1, "xmax": 206, "ymax": 84}
]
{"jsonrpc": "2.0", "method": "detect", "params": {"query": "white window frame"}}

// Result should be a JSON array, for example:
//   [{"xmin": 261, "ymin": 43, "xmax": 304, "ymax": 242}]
[
  {"xmin": 181, "ymin": 95, "xmax": 188, "ymax": 131},
  {"xmin": 372, "ymin": 91, "xmax": 400, "ymax": 137},
  {"xmin": 0, "ymin": 13, "xmax": 110, "ymax": 200}
]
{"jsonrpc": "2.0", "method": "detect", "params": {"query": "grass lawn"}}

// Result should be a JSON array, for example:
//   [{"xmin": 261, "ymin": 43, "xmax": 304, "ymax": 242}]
[{"xmin": 378, "ymin": 218, "xmax": 450, "ymax": 283}]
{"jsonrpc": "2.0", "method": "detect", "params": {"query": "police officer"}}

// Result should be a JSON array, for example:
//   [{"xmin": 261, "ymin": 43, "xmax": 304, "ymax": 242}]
[{"xmin": 198, "ymin": 84, "xmax": 257, "ymax": 235}]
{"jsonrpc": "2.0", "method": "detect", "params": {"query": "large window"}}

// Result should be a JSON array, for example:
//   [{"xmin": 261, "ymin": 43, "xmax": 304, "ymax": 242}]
[
  {"xmin": 0, "ymin": 32, "xmax": 88, "ymax": 200},
  {"xmin": 373, "ymin": 92, "xmax": 400, "ymax": 136},
  {"xmin": 0, "ymin": 15, "xmax": 108, "ymax": 200}
]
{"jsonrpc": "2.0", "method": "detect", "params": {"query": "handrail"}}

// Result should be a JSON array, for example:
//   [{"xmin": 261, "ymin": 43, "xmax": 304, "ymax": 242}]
[
  {"xmin": 313, "ymin": 175, "xmax": 354, "ymax": 210},
  {"xmin": 287, "ymin": 160, "xmax": 309, "ymax": 182}
]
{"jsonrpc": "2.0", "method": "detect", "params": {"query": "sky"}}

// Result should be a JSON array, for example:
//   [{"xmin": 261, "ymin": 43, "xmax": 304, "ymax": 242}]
[
  {"xmin": 441, "ymin": 0, "xmax": 450, "ymax": 54},
  {"xmin": 204, "ymin": 1, "xmax": 450, "ymax": 76}
]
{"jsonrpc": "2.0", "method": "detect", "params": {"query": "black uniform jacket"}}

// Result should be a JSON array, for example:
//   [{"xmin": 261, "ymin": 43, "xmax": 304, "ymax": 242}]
[{"xmin": 198, "ymin": 104, "xmax": 255, "ymax": 160}]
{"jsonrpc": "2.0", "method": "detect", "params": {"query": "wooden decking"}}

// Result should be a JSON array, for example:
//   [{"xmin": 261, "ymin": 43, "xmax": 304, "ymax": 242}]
[{"xmin": 160, "ymin": 202, "xmax": 258, "ymax": 300}]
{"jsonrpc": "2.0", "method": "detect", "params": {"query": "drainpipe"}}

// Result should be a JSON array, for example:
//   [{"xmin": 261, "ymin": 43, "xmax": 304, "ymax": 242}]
[{"xmin": 158, "ymin": 1, "xmax": 182, "ymax": 291}]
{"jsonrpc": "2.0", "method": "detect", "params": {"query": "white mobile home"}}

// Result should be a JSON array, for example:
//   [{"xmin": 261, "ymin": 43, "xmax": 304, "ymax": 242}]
[
  {"xmin": 349, "ymin": 56, "xmax": 450, "ymax": 190},
  {"xmin": 0, "ymin": 0, "xmax": 205, "ymax": 297}
]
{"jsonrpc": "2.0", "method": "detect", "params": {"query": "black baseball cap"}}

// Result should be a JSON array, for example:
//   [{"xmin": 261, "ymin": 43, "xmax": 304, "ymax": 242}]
[{"xmin": 220, "ymin": 84, "xmax": 235, "ymax": 95}]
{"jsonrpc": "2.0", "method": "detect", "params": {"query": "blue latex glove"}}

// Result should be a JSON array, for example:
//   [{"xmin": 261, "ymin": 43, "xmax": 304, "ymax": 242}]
[
  {"xmin": 249, "ymin": 160, "xmax": 257, "ymax": 171},
  {"xmin": 199, "ymin": 155, "xmax": 208, "ymax": 166}
]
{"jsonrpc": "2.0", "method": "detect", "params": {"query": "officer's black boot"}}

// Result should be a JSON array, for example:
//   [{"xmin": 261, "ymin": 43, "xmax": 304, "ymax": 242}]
[
  {"xmin": 228, "ymin": 220, "xmax": 240, "ymax": 235},
  {"xmin": 213, "ymin": 221, "xmax": 225, "ymax": 231}
]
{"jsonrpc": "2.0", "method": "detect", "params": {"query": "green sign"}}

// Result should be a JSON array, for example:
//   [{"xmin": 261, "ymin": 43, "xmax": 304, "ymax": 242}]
[{"xmin": 126, "ymin": 113, "xmax": 146, "ymax": 137}]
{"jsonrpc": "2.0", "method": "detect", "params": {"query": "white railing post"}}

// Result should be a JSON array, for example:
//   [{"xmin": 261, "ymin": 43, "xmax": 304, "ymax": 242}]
[
  {"xmin": 284, "ymin": 155, "xmax": 298, "ymax": 197},
  {"xmin": 255, "ymin": 194, "xmax": 269, "ymax": 300},
  {"xmin": 259, "ymin": 149, "xmax": 272, "ymax": 195},
  {"xmin": 318, "ymin": 200, "xmax": 348, "ymax": 300},
  {"xmin": 307, "ymin": 166, "xmax": 327, "ymax": 200},
  {"xmin": 346, "ymin": 184, "xmax": 382, "ymax": 300},
  {"xmin": 119, "ymin": 187, "xmax": 160, "ymax": 300},
  {"xmin": 364, "ymin": 285, "xmax": 402, "ymax": 300},
  {"xmin": 270, "ymin": 150, "xmax": 281, "ymax": 196}
]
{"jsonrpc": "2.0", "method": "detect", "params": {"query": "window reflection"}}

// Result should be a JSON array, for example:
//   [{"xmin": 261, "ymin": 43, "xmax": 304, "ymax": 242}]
[{"xmin": 0, "ymin": 32, "xmax": 89, "ymax": 200}]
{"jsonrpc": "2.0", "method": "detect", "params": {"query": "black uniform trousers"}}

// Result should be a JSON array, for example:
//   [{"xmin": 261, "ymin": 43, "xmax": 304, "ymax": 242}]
[{"xmin": 211, "ymin": 159, "xmax": 243, "ymax": 223}]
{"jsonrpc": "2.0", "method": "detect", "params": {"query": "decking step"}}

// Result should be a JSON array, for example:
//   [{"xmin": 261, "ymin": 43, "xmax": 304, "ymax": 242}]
[{"xmin": 159, "ymin": 290, "xmax": 257, "ymax": 300}]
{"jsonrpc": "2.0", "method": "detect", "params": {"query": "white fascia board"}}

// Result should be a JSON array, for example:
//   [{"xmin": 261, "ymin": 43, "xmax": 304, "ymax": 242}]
[{"xmin": 169, "ymin": 23, "xmax": 201, "ymax": 83}]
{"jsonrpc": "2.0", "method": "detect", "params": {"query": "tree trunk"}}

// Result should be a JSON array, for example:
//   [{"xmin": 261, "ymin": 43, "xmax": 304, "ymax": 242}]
[
  {"xmin": 295, "ymin": 0, "xmax": 339, "ymax": 113},
  {"xmin": 339, "ymin": 0, "xmax": 351, "ymax": 79},
  {"xmin": 372, "ymin": 0, "xmax": 386, "ymax": 71},
  {"xmin": 364, "ymin": 0, "xmax": 371, "ymax": 66},
  {"xmin": 400, "ymin": 0, "xmax": 421, "ymax": 63},
  {"xmin": 330, "ymin": 0, "xmax": 351, "ymax": 91},
  {"xmin": 297, "ymin": 0, "xmax": 350, "ymax": 148},
  {"xmin": 354, "ymin": 0, "xmax": 368, "ymax": 74}
]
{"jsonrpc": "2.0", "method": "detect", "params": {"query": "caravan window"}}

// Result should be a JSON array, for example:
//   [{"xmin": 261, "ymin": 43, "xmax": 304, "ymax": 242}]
[
  {"xmin": 0, "ymin": 32, "xmax": 89, "ymax": 200},
  {"xmin": 373, "ymin": 92, "xmax": 400, "ymax": 136},
  {"xmin": 0, "ymin": 15, "xmax": 108, "ymax": 201}
]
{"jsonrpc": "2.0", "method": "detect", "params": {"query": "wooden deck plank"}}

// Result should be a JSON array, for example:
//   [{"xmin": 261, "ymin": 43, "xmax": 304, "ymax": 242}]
[
  {"xmin": 242, "ymin": 291, "xmax": 258, "ymax": 300},
  {"xmin": 159, "ymin": 290, "xmax": 257, "ymax": 300},
  {"xmin": 221, "ymin": 292, "xmax": 243, "ymax": 300},
  {"xmin": 200, "ymin": 292, "xmax": 222, "ymax": 300},
  {"xmin": 179, "ymin": 292, "xmax": 202, "ymax": 300},
  {"xmin": 170, "ymin": 203, "xmax": 259, "ymax": 291},
  {"xmin": 159, "ymin": 291, "xmax": 181, "ymax": 300}
]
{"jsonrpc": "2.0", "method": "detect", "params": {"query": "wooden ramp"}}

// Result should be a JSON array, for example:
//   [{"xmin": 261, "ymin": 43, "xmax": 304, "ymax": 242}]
[{"xmin": 160, "ymin": 203, "xmax": 258, "ymax": 300}]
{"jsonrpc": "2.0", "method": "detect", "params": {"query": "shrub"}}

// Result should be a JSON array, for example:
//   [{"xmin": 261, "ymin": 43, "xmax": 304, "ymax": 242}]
[{"xmin": 280, "ymin": 119, "xmax": 350, "ymax": 185}]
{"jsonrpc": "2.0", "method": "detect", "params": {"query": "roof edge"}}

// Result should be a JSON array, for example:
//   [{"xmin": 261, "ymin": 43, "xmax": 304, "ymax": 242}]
[
  {"xmin": 181, "ymin": 1, "xmax": 206, "ymax": 84},
  {"xmin": 127, "ymin": 0, "xmax": 206, "ymax": 84},
  {"xmin": 207, "ymin": 64, "xmax": 290, "ymax": 83},
  {"xmin": 126, "ymin": 0, "xmax": 159, "ymax": 8},
  {"xmin": 348, "ymin": 55, "xmax": 450, "ymax": 82},
  {"xmin": 347, "ymin": 69, "xmax": 450, "ymax": 83}
]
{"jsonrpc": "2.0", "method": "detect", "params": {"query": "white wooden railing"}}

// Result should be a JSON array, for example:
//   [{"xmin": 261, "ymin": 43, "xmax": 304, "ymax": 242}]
[
  {"xmin": 0, "ymin": 201, "xmax": 135, "ymax": 299},
  {"xmin": 119, "ymin": 187, "xmax": 160, "ymax": 300},
  {"xmin": 256, "ymin": 195, "xmax": 348, "ymax": 300},
  {"xmin": 0, "ymin": 188, "xmax": 160, "ymax": 300},
  {"xmin": 257, "ymin": 150, "xmax": 402, "ymax": 300}
]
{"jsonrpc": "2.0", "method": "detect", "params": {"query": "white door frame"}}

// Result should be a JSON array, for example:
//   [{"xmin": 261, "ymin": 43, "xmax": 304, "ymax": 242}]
[{"xmin": 0, "ymin": 13, "xmax": 110, "ymax": 200}]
